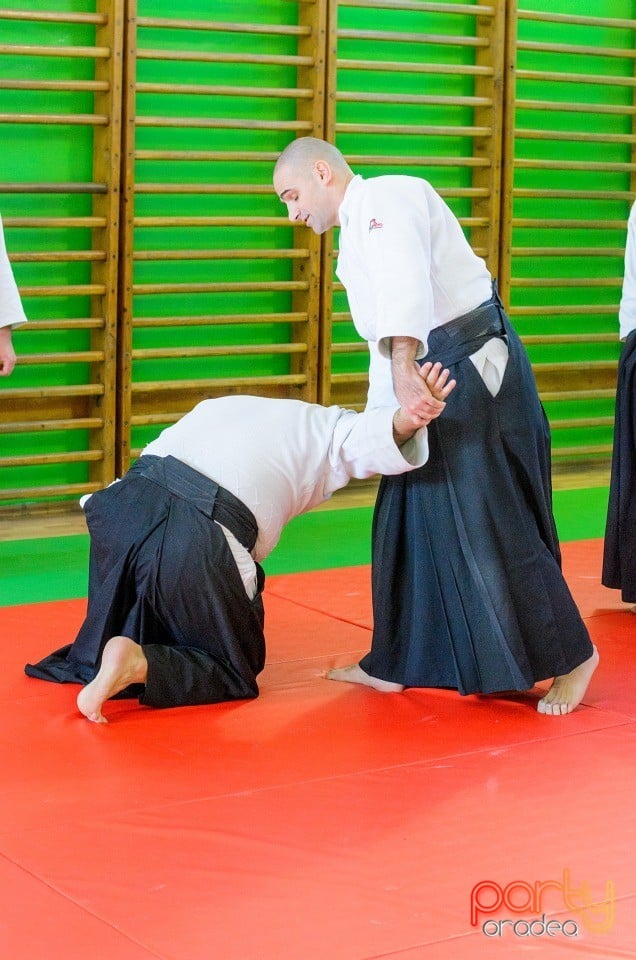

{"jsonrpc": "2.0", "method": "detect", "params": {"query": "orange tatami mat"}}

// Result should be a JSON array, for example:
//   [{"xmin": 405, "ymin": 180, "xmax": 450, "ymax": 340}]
[{"xmin": 1, "ymin": 537, "xmax": 635, "ymax": 960}]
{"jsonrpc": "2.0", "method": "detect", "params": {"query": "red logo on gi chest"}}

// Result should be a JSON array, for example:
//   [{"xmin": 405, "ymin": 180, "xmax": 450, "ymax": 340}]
[{"xmin": 369, "ymin": 218, "xmax": 383, "ymax": 232}]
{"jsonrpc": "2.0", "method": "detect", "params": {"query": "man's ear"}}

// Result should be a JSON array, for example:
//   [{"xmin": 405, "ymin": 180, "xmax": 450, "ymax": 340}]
[{"xmin": 314, "ymin": 159, "xmax": 332, "ymax": 184}]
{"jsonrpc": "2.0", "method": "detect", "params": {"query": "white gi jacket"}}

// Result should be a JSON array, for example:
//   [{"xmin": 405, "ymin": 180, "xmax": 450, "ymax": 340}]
[
  {"xmin": 619, "ymin": 201, "xmax": 636, "ymax": 341},
  {"xmin": 0, "ymin": 214, "xmax": 28, "ymax": 329},
  {"xmin": 142, "ymin": 395, "xmax": 428, "ymax": 595},
  {"xmin": 336, "ymin": 174, "xmax": 506, "ymax": 407}
]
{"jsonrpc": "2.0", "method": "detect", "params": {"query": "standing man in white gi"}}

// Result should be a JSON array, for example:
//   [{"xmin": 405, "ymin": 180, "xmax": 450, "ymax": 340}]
[
  {"xmin": 0, "ymin": 213, "xmax": 27, "ymax": 375},
  {"xmin": 25, "ymin": 363, "xmax": 454, "ymax": 723},
  {"xmin": 273, "ymin": 137, "xmax": 598, "ymax": 715},
  {"xmin": 603, "ymin": 199, "xmax": 636, "ymax": 608}
]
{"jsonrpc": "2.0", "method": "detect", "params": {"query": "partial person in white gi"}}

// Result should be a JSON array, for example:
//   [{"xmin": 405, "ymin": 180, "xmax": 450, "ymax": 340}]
[
  {"xmin": 0, "ymin": 213, "xmax": 27, "ymax": 376},
  {"xmin": 25, "ymin": 364, "xmax": 454, "ymax": 724},
  {"xmin": 602, "ymin": 199, "xmax": 636, "ymax": 607},
  {"xmin": 273, "ymin": 137, "xmax": 598, "ymax": 716}
]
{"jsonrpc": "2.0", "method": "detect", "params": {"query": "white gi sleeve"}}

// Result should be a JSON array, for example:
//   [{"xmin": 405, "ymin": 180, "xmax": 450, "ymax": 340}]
[
  {"xmin": 619, "ymin": 201, "xmax": 636, "ymax": 341},
  {"xmin": 355, "ymin": 181, "xmax": 433, "ymax": 359},
  {"xmin": 0, "ymin": 214, "xmax": 28, "ymax": 329},
  {"xmin": 323, "ymin": 405, "xmax": 428, "ymax": 498}
]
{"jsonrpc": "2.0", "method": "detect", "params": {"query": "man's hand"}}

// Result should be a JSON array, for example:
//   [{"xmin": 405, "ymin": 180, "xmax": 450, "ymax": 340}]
[
  {"xmin": 391, "ymin": 335, "xmax": 443, "ymax": 422},
  {"xmin": 0, "ymin": 326, "xmax": 16, "ymax": 377},
  {"xmin": 392, "ymin": 361, "xmax": 456, "ymax": 445}
]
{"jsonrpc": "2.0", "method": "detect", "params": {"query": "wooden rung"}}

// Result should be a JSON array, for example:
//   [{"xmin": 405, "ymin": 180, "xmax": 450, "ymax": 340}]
[
  {"xmin": 0, "ymin": 418, "xmax": 103, "ymax": 434},
  {"xmin": 516, "ymin": 99, "xmax": 636, "ymax": 117},
  {"xmin": 337, "ymin": 28, "xmax": 488, "ymax": 48},
  {"xmin": 514, "ymin": 159, "xmax": 636, "ymax": 173},
  {"xmin": 17, "ymin": 351, "xmax": 104, "ymax": 365},
  {"xmin": 335, "ymin": 121, "xmax": 491, "ymax": 137},
  {"xmin": 131, "ymin": 373, "xmax": 307, "ymax": 393},
  {"xmin": 550, "ymin": 416, "xmax": 615, "ymax": 430},
  {"xmin": 540, "ymin": 389, "xmax": 616, "ymax": 401},
  {"xmin": 339, "ymin": 0, "xmax": 495, "ymax": 15},
  {"xmin": 137, "ymin": 48, "xmax": 314, "ymax": 67},
  {"xmin": 132, "ymin": 343, "xmax": 308, "ymax": 360},
  {"xmin": 10, "ymin": 251, "xmax": 106, "ymax": 263},
  {"xmin": 512, "ymin": 247, "xmax": 625, "ymax": 257},
  {"xmin": 533, "ymin": 359, "xmax": 617, "ymax": 373},
  {"xmin": 0, "ymin": 183, "xmax": 107, "ymax": 195},
  {"xmin": 337, "ymin": 57, "xmax": 493, "ymax": 76},
  {"xmin": 0, "ymin": 10, "xmax": 107, "ymax": 25},
  {"xmin": 517, "ymin": 40, "xmax": 636, "ymax": 60},
  {"xmin": 337, "ymin": 91, "xmax": 493, "ymax": 107},
  {"xmin": 133, "ymin": 312, "xmax": 307, "ymax": 326},
  {"xmin": 329, "ymin": 372, "xmax": 369, "ymax": 385},
  {"xmin": 130, "ymin": 413, "xmax": 182, "ymax": 427},
  {"xmin": 135, "ymin": 150, "xmax": 281, "ymax": 162},
  {"xmin": 133, "ymin": 215, "xmax": 290, "ymax": 227},
  {"xmin": 134, "ymin": 183, "xmax": 275, "ymax": 195},
  {"xmin": 0, "ymin": 79, "xmax": 110, "ymax": 92},
  {"xmin": 522, "ymin": 333, "xmax": 618, "ymax": 344},
  {"xmin": 509, "ymin": 278, "xmax": 620, "ymax": 288},
  {"xmin": 509, "ymin": 305, "xmax": 618, "ymax": 315},
  {"xmin": 347, "ymin": 154, "xmax": 490, "ymax": 167},
  {"xmin": 132, "ymin": 248, "xmax": 308, "ymax": 261},
  {"xmin": 16, "ymin": 318, "xmax": 104, "ymax": 330},
  {"xmin": 2, "ymin": 217, "xmax": 107, "ymax": 228},
  {"xmin": 514, "ymin": 188, "xmax": 631, "ymax": 200},
  {"xmin": 518, "ymin": 10, "xmax": 636, "ymax": 29},
  {"xmin": 131, "ymin": 280, "xmax": 308, "ymax": 295},
  {"xmin": 0, "ymin": 482, "xmax": 101, "ymax": 501},
  {"xmin": 0, "ymin": 450, "xmax": 103, "ymax": 468},
  {"xmin": 517, "ymin": 129, "xmax": 636, "ymax": 145},
  {"xmin": 516, "ymin": 68, "xmax": 636, "ymax": 88},
  {"xmin": 18, "ymin": 283, "xmax": 106, "ymax": 297},
  {"xmin": 0, "ymin": 384, "xmax": 104, "ymax": 400},
  {"xmin": 551, "ymin": 444, "xmax": 613, "ymax": 457},
  {"xmin": 0, "ymin": 112, "xmax": 109, "ymax": 126},
  {"xmin": 513, "ymin": 219, "xmax": 627, "ymax": 229},
  {"xmin": 331, "ymin": 342, "xmax": 367, "ymax": 354},
  {"xmin": 136, "ymin": 17, "xmax": 311, "ymax": 37},
  {"xmin": 135, "ymin": 116, "xmax": 313, "ymax": 132},
  {"xmin": 0, "ymin": 43, "xmax": 111, "ymax": 59},
  {"xmin": 136, "ymin": 82, "xmax": 313, "ymax": 99}
]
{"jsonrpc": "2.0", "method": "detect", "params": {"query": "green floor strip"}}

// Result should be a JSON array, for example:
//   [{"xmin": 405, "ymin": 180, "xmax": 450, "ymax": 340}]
[{"xmin": 0, "ymin": 486, "xmax": 611, "ymax": 607}]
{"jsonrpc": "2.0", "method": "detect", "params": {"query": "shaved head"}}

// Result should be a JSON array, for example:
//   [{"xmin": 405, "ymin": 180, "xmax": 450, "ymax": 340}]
[
  {"xmin": 274, "ymin": 137, "xmax": 351, "ymax": 180},
  {"xmin": 273, "ymin": 138, "xmax": 354, "ymax": 234}
]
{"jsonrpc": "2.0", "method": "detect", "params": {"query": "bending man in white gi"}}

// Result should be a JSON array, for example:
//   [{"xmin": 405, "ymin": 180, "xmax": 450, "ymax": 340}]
[
  {"xmin": 25, "ymin": 363, "xmax": 453, "ymax": 723},
  {"xmin": 273, "ymin": 137, "xmax": 598, "ymax": 716}
]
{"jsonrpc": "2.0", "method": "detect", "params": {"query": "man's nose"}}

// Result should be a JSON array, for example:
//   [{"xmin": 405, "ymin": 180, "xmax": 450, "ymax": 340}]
[{"xmin": 289, "ymin": 204, "xmax": 301, "ymax": 223}]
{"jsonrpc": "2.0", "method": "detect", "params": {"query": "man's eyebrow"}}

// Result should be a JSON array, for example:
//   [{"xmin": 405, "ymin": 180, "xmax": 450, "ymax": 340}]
[{"xmin": 279, "ymin": 188, "xmax": 294, "ymax": 201}]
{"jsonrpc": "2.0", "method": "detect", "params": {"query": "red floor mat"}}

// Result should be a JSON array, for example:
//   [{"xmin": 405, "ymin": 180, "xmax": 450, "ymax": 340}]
[{"xmin": 1, "ymin": 538, "xmax": 635, "ymax": 960}]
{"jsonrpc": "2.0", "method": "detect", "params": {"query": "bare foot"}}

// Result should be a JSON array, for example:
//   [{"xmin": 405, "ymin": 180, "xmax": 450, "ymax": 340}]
[
  {"xmin": 537, "ymin": 646, "xmax": 599, "ymax": 716},
  {"xmin": 77, "ymin": 635, "xmax": 148, "ymax": 724},
  {"xmin": 326, "ymin": 663, "xmax": 404, "ymax": 693}
]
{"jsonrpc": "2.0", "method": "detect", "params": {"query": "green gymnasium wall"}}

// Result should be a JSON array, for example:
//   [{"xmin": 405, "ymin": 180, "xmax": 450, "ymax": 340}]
[{"xmin": 0, "ymin": 0, "xmax": 634, "ymax": 509}]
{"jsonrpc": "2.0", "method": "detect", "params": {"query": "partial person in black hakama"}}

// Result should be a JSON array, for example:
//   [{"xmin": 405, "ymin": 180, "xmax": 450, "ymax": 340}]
[
  {"xmin": 364, "ymin": 302, "xmax": 595, "ymax": 696},
  {"xmin": 26, "ymin": 456, "xmax": 267, "ymax": 709},
  {"xmin": 603, "ymin": 331, "xmax": 636, "ymax": 604}
]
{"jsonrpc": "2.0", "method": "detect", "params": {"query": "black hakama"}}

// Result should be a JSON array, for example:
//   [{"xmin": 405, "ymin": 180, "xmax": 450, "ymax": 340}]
[
  {"xmin": 25, "ymin": 455, "xmax": 266, "ymax": 707},
  {"xmin": 361, "ymin": 293, "xmax": 594, "ymax": 694},
  {"xmin": 602, "ymin": 331, "xmax": 636, "ymax": 602}
]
